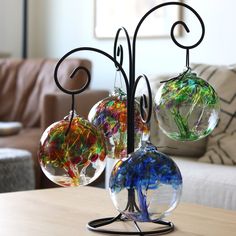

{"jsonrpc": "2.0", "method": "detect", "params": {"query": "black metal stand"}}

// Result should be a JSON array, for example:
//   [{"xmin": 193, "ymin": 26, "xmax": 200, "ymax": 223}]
[
  {"xmin": 54, "ymin": 2, "xmax": 205, "ymax": 235},
  {"xmin": 87, "ymin": 213, "xmax": 174, "ymax": 235}
]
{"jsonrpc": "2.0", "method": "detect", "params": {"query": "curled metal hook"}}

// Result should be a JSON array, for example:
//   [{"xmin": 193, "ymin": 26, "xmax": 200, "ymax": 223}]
[
  {"xmin": 113, "ymin": 27, "xmax": 132, "ymax": 78},
  {"xmin": 140, "ymin": 94, "xmax": 148, "ymax": 120},
  {"xmin": 63, "ymin": 66, "xmax": 91, "ymax": 136},
  {"xmin": 70, "ymin": 66, "xmax": 91, "ymax": 93},
  {"xmin": 54, "ymin": 64, "xmax": 91, "ymax": 95},
  {"xmin": 114, "ymin": 45, "xmax": 123, "ymax": 71},
  {"xmin": 54, "ymin": 63, "xmax": 91, "ymax": 136},
  {"xmin": 132, "ymin": 74, "xmax": 152, "ymax": 124},
  {"xmin": 170, "ymin": 18, "xmax": 205, "ymax": 50}
]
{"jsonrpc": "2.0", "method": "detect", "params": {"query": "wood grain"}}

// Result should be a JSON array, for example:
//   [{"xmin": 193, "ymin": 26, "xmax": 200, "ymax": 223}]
[{"xmin": 0, "ymin": 187, "xmax": 235, "ymax": 236}]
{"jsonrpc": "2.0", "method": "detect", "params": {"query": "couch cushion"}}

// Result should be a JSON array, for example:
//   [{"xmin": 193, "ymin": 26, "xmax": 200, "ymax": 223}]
[
  {"xmin": 173, "ymin": 157, "xmax": 236, "ymax": 210},
  {"xmin": 0, "ymin": 58, "xmax": 91, "ymax": 128},
  {"xmin": 191, "ymin": 63, "xmax": 236, "ymax": 165}
]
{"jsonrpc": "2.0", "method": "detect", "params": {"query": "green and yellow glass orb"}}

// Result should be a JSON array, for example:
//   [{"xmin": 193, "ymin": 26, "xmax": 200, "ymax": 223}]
[
  {"xmin": 38, "ymin": 111, "xmax": 106, "ymax": 187},
  {"xmin": 154, "ymin": 70, "xmax": 220, "ymax": 141}
]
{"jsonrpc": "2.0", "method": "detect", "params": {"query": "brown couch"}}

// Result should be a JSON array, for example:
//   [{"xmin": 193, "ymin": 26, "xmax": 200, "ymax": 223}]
[{"xmin": 0, "ymin": 58, "xmax": 109, "ymax": 189}]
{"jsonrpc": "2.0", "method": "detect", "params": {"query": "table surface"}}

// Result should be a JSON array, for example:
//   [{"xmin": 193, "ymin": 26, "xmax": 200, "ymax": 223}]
[{"xmin": 0, "ymin": 187, "xmax": 236, "ymax": 236}]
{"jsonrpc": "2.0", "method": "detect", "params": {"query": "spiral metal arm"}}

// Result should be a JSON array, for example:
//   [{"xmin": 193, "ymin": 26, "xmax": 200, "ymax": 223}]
[
  {"xmin": 54, "ymin": 47, "xmax": 129, "ymax": 136},
  {"xmin": 113, "ymin": 27, "xmax": 132, "ymax": 77},
  {"xmin": 132, "ymin": 1, "xmax": 205, "ymax": 88},
  {"xmin": 54, "ymin": 47, "xmax": 129, "ymax": 95},
  {"xmin": 132, "ymin": 75, "xmax": 152, "ymax": 124},
  {"xmin": 53, "ymin": 2, "xmax": 205, "ymax": 234}
]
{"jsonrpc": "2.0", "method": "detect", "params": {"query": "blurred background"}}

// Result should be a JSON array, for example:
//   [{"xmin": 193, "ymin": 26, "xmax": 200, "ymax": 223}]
[{"xmin": 0, "ymin": 0, "xmax": 235, "ymax": 90}]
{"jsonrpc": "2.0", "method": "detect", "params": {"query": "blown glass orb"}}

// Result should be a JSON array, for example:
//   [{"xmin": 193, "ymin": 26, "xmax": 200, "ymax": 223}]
[
  {"xmin": 38, "ymin": 111, "xmax": 106, "ymax": 187},
  {"xmin": 109, "ymin": 142, "xmax": 182, "ymax": 222},
  {"xmin": 154, "ymin": 70, "xmax": 220, "ymax": 141},
  {"xmin": 88, "ymin": 88, "xmax": 149, "ymax": 159}
]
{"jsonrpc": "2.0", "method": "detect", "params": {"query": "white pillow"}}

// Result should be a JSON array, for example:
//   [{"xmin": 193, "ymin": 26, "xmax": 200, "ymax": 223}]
[
  {"xmin": 0, "ymin": 122, "xmax": 22, "ymax": 136},
  {"xmin": 191, "ymin": 63, "xmax": 236, "ymax": 165}
]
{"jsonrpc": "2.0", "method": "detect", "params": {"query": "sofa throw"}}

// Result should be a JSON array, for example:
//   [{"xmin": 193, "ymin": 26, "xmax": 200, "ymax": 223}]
[{"xmin": 191, "ymin": 63, "xmax": 236, "ymax": 165}]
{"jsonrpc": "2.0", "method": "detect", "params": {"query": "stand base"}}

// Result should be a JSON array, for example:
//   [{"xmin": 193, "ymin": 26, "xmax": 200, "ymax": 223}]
[{"xmin": 87, "ymin": 214, "xmax": 174, "ymax": 235}]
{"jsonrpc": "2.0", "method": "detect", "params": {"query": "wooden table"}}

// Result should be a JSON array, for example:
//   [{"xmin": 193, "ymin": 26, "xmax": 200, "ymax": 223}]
[{"xmin": 0, "ymin": 187, "xmax": 235, "ymax": 236}]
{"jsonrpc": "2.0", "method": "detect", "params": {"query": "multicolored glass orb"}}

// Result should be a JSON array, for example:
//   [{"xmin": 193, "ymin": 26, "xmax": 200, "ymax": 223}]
[
  {"xmin": 154, "ymin": 70, "xmax": 220, "ymax": 141},
  {"xmin": 38, "ymin": 111, "xmax": 106, "ymax": 187},
  {"xmin": 109, "ymin": 142, "xmax": 182, "ymax": 222},
  {"xmin": 88, "ymin": 88, "xmax": 149, "ymax": 159}
]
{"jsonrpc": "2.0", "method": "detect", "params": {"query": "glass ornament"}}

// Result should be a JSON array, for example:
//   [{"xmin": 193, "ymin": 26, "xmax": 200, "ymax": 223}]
[
  {"xmin": 154, "ymin": 70, "xmax": 220, "ymax": 141},
  {"xmin": 109, "ymin": 142, "xmax": 182, "ymax": 222},
  {"xmin": 38, "ymin": 111, "xmax": 106, "ymax": 187},
  {"xmin": 88, "ymin": 87, "xmax": 149, "ymax": 159}
]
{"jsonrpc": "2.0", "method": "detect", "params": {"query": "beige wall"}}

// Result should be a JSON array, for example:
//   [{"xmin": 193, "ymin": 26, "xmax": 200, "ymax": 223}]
[{"xmin": 0, "ymin": 0, "xmax": 21, "ymax": 57}]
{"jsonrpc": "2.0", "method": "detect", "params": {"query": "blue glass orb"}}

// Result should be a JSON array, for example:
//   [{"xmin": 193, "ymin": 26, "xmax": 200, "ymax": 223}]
[{"xmin": 109, "ymin": 142, "xmax": 182, "ymax": 222}]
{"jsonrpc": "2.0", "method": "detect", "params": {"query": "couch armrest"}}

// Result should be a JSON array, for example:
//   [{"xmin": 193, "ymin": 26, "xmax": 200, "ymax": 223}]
[{"xmin": 41, "ymin": 89, "xmax": 109, "ymax": 131}]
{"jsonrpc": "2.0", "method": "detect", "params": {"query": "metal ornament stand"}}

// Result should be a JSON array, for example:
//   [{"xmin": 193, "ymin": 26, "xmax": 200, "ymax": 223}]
[{"xmin": 54, "ymin": 2, "xmax": 205, "ymax": 235}]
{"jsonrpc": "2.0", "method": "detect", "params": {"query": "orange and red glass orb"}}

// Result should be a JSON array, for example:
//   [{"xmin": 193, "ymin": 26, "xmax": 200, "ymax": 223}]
[{"xmin": 38, "ymin": 112, "xmax": 106, "ymax": 187}]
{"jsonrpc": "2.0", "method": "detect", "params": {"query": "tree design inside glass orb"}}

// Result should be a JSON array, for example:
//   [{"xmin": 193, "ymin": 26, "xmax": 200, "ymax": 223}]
[
  {"xmin": 154, "ymin": 70, "xmax": 220, "ymax": 141},
  {"xmin": 88, "ymin": 88, "xmax": 149, "ymax": 159},
  {"xmin": 38, "ymin": 111, "xmax": 106, "ymax": 187},
  {"xmin": 109, "ymin": 142, "xmax": 182, "ymax": 222}
]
